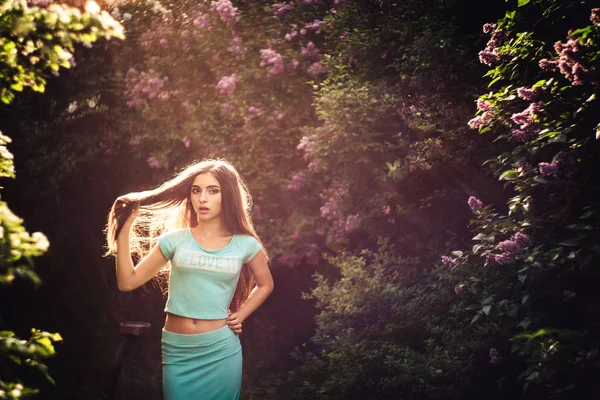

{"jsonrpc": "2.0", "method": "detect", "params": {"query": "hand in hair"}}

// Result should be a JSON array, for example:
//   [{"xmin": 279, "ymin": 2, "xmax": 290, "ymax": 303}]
[
  {"xmin": 115, "ymin": 193, "xmax": 141, "ymax": 207},
  {"xmin": 111, "ymin": 195, "xmax": 140, "ymax": 241}
]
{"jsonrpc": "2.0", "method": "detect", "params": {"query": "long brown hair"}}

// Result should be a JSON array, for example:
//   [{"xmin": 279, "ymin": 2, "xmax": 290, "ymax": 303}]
[{"xmin": 105, "ymin": 159, "xmax": 266, "ymax": 311}]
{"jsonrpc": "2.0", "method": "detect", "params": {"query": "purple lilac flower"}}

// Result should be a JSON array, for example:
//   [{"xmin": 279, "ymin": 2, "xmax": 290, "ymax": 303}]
[
  {"xmin": 511, "ymin": 103, "xmax": 543, "ymax": 140},
  {"xmin": 478, "ymin": 48, "xmax": 499, "ymax": 66},
  {"xmin": 307, "ymin": 62, "xmax": 325, "ymax": 75},
  {"xmin": 512, "ymin": 232, "xmax": 530, "ymax": 247},
  {"xmin": 181, "ymin": 136, "xmax": 191, "ymax": 148},
  {"xmin": 305, "ymin": 243, "xmax": 320, "ymax": 266},
  {"xmin": 245, "ymin": 106, "xmax": 263, "ymax": 121},
  {"xmin": 285, "ymin": 29, "xmax": 298, "ymax": 41},
  {"xmin": 476, "ymin": 98, "xmax": 494, "ymax": 112},
  {"xmin": 539, "ymin": 58, "xmax": 558, "ymax": 71},
  {"xmin": 297, "ymin": 136, "xmax": 314, "ymax": 152},
  {"xmin": 591, "ymin": 8, "xmax": 600, "ymax": 24},
  {"xmin": 219, "ymin": 103, "xmax": 235, "ymax": 116},
  {"xmin": 304, "ymin": 20, "xmax": 324, "ymax": 34},
  {"xmin": 26, "ymin": 0, "xmax": 54, "ymax": 7},
  {"xmin": 497, "ymin": 239, "xmax": 520, "ymax": 255},
  {"xmin": 454, "ymin": 284, "xmax": 465, "ymax": 296},
  {"xmin": 216, "ymin": 74, "xmax": 237, "ymax": 95},
  {"xmin": 288, "ymin": 59, "xmax": 300, "ymax": 70},
  {"xmin": 344, "ymin": 214, "xmax": 361, "ymax": 232},
  {"xmin": 539, "ymin": 153, "xmax": 570, "ymax": 177},
  {"xmin": 489, "ymin": 348, "xmax": 502, "ymax": 364},
  {"xmin": 146, "ymin": 155, "xmax": 162, "ymax": 169},
  {"xmin": 320, "ymin": 198, "xmax": 339, "ymax": 219},
  {"xmin": 485, "ymin": 253, "xmax": 496, "ymax": 265},
  {"xmin": 468, "ymin": 196, "xmax": 484, "ymax": 212},
  {"xmin": 553, "ymin": 37, "xmax": 594, "ymax": 86},
  {"xmin": 538, "ymin": 162, "xmax": 559, "ymax": 177},
  {"xmin": 193, "ymin": 12, "xmax": 211, "ymax": 28},
  {"xmin": 467, "ymin": 112, "xmax": 493, "ymax": 129},
  {"xmin": 517, "ymin": 159, "xmax": 530, "ymax": 174},
  {"xmin": 492, "ymin": 252, "xmax": 513, "ymax": 265},
  {"xmin": 272, "ymin": 2, "xmax": 294, "ymax": 16},
  {"xmin": 441, "ymin": 256, "xmax": 457, "ymax": 269},
  {"xmin": 511, "ymin": 109, "xmax": 531, "ymax": 126},
  {"xmin": 227, "ymin": 37, "xmax": 244, "ymax": 57},
  {"xmin": 125, "ymin": 69, "xmax": 171, "ymax": 110},
  {"xmin": 259, "ymin": 49, "xmax": 284, "ymax": 76},
  {"xmin": 291, "ymin": 228, "xmax": 301, "ymax": 240},
  {"xmin": 211, "ymin": 0, "xmax": 238, "ymax": 23},
  {"xmin": 382, "ymin": 205, "xmax": 391, "ymax": 216},
  {"xmin": 482, "ymin": 23, "xmax": 497, "ymax": 34},
  {"xmin": 300, "ymin": 42, "xmax": 321, "ymax": 60},
  {"xmin": 308, "ymin": 160, "xmax": 320, "ymax": 172},
  {"xmin": 491, "ymin": 232, "xmax": 531, "ymax": 264},
  {"xmin": 512, "ymin": 129, "xmax": 537, "ymax": 142},
  {"xmin": 287, "ymin": 173, "xmax": 305, "ymax": 191},
  {"xmin": 516, "ymin": 87, "xmax": 538, "ymax": 101},
  {"xmin": 478, "ymin": 25, "xmax": 507, "ymax": 66}
]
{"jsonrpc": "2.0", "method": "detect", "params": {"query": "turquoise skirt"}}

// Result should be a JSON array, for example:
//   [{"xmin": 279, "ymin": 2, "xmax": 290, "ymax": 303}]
[{"xmin": 161, "ymin": 326, "xmax": 242, "ymax": 400}]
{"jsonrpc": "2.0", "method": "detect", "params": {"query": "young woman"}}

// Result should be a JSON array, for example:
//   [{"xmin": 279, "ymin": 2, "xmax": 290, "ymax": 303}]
[{"xmin": 105, "ymin": 159, "xmax": 274, "ymax": 400}]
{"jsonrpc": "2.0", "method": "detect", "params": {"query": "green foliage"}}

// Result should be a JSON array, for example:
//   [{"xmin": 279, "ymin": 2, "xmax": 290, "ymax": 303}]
[
  {"xmin": 0, "ymin": 132, "xmax": 14, "ymax": 179},
  {"xmin": 0, "ymin": 200, "xmax": 48, "ymax": 286},
  {"xmin": 5, "ymin": 0, "xmax": 599, "ymax": 399},
  {"xmin": 0, "ymin": 0, "xmax": 123, "ymax": 397},
  {"xmin": 0, "ymin": 329, "xmax": 63, "ymax": 397},
  {"xmin": 279, "ymin": 242, "xmax": 494, "ymax": 400},
  {"xmin": 0, "ymin": 0, "xmax": 124, "ymax": 103},
  {"xmin": 448, "ymin": 0, "xmax": 600, "ymax": 397}
]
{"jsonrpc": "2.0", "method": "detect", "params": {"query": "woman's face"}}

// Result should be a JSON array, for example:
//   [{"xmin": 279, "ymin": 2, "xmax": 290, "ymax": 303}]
[{"xmin": 190, "ymin": 173, "xmax": 223, "ymax": 222}]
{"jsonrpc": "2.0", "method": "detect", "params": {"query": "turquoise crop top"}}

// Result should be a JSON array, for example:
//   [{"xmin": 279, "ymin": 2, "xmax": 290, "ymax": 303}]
[{"xmin": 158, "ymin": 228, "xmax": 262, "ymax": 320}]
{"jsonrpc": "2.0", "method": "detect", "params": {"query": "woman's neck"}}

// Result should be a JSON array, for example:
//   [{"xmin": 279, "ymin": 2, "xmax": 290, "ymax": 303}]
[{"xmin": 192, "ymin": 218, "xmax": 230, "ymax": 238}]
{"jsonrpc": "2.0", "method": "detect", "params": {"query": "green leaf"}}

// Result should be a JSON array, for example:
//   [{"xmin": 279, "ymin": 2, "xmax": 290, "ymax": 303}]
[
  {"xmin": 532, "ymin": 79, "xmax": 546, "ymax": 88},
  {"xmin": 482, "ymin": 305, "xmax": 492, "ymax": 315},
  {"xmin": 531, "ymin": 328, "xmax": 549, "ymax": 338},
  {"xmin": 488, "ymin": 76, "xmax": 502, "ymax": 87},
  {"xmin": 472, "ymin": 233, "xmax": 487, "ymax": 241},
  {"xmin": 472, "ymin": 244, "xmax": 485, "ymax": 254},
  {"xmin": 517, "ymin": 0, "xmax": 530, "ymax": 7},
  {"xmin": 559, "ymin": 238, "xmax": 580, "ymax": 247},
  {"xmin": 537, "ymin": 131, "xmax": 561, "ymax": 139},
  {"xmin": 499, "ymin": 169, "xmax": 518, "ymax": 181}
]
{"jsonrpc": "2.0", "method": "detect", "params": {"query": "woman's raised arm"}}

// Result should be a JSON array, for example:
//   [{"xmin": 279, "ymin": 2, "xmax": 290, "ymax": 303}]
[{"xmin": 115, "ymin": 204, "xmax": 168, "ymax": 292}]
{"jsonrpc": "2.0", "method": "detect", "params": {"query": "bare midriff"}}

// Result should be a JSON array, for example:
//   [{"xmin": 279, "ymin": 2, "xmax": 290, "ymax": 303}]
[{"xmin": 164, "ymin": 313, "xmax": 227, "ymax": 334}]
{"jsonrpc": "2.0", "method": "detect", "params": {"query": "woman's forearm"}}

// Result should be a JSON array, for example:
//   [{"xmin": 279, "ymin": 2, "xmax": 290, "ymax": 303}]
[
  {"xmin": 115, "ymin": 223, "xmax": 135, "ymax": 291},
  {"xmin": 237, "ymin": 284, "xmax": 273, "ymax": 323}
]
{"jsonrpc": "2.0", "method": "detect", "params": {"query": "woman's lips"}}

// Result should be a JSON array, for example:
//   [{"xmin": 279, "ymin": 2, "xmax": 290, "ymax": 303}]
[{"xmin": 198, "ymin": 207, "xmax": 209, "ymax": 214}]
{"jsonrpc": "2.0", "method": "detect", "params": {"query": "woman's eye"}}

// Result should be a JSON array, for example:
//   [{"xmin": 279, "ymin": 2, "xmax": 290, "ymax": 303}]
[
  {"xmin": 192, "ymin": 188, "xmax": 200, "ymax": 194},
  {"xmin": 209, "ymin": 189, "xmax": 219, "ymax": 194}
]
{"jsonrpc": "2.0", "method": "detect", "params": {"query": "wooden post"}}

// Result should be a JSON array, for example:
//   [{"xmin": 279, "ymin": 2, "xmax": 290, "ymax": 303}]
[{"xmin": 102, "ymin": 321, "xmax": 151, "ymax": 400}]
